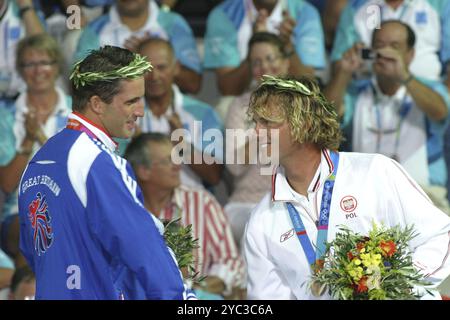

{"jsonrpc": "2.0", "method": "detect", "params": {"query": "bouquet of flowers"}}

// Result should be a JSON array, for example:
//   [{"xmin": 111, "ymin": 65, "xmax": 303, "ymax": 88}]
[
  {"xmin": 310, "ymin": 223, "xmax": 431, "ymax": 300},
  {"xmin": 163, "ymin": 218, "xmax": 205, "ymax": 285}
]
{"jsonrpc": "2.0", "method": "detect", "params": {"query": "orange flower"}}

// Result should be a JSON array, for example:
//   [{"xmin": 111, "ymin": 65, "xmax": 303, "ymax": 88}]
[
  {"xmin": 314, "ymin": 259, "xmax": 325, "ymax": 274},
  {"xmin": 379, "ymin": 240, "xmax": 397, "ymax": 258},
  {"xmin": 316, "ymin": 259, "xmax": 325, "ymax": 269},
  {"xmin": 356, "ymin": 242, "xmax": 365, "ymax": 252},
  {"xmin": 356, "ymin": 276, "xmax": 368, "ymax": 293},
  {"xmin": 347, "ymin": 252, "xmax": 355, "ymax": 260}
]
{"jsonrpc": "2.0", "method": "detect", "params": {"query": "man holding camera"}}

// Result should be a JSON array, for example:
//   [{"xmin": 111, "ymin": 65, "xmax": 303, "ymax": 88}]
[{"xmin": 324, "ymin": 20, "xmax": 450, "ymax": 207}]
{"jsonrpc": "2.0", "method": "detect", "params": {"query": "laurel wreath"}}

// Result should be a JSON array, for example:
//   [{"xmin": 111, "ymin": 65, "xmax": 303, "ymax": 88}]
[
  {"xmin": 260, "ymin": 74, "xmax": 314, "ymax": 95},
  {"xmin": 259, "ymin": 74, "xmax": 338, "ymax": 117},
  {"xmin": 70, "ymin": 53, "xmax": 153, "ymax": 89}
]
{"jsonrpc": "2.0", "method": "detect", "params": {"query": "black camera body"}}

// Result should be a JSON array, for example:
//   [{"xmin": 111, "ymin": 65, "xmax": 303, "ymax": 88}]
[{"xmin": 361, "ymin": 48, "xmax": 376, "ymax": 60}]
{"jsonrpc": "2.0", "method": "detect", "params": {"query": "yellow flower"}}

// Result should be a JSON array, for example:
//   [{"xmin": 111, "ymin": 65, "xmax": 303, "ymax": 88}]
[
  {"xmin": 360, "ymin": 252, "xmax": 382, "ymax": 268},
  {"xmin": 346, "ymin": 263, "xmax": 364, "ymax": 282}
]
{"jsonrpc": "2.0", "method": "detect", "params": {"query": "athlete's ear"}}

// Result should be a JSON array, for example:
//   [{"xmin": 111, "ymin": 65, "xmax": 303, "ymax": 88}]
[{"xmin": 88, "ymin": 95, "xmax": 107, "ymax": 115}]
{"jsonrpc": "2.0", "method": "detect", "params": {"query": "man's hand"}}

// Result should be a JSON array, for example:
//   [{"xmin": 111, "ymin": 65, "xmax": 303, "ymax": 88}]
[
  {"xmin": 253, "ymin": 9, "xmax": 269, "ymax": 33},
  {"xmin": 124, "ymin": 32, "xmax": 152, "ymax": 53},
  {"xmin": 197, "ymin": 276, "xmax": 226, "ymax": 295},
  {"xmin": 336, "ymin": 43, "xmax": 365, "ymax": 75},
  {"xmin": 277, "ymin": 10, "xmax": 296, "ymax": 48},
  {"xmin": 373, "ymin": 47, "xmax": 410, "ymax": 83}
]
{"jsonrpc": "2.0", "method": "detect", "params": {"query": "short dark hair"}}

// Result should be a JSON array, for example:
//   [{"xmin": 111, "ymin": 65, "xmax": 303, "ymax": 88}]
[
  {"xmin": 10, "ymin": 266, "xmax": 35, "ymax": 294},
  {"xmin": 71, "ymin": 46, "xmax": 136, "ymax": 112},
  {"xmin": 124, "ymin": 132, "xmax": 171, "ymax": 170},
  {"xmin": 372, "ymin": 20, "xmax": 416, "ymax": 49},
  {"xmin": 248, "ymin": 32, "xmax": 287, "ymax": 57}
]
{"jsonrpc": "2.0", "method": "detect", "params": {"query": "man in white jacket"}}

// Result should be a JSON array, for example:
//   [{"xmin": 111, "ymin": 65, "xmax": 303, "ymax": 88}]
[{"xmin": 244, "ymin": 75, "xmax": 450, "ymax": 300}]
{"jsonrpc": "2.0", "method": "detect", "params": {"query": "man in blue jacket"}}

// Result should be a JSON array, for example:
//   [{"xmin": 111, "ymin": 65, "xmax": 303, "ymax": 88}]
[{"xmin": 17, "ymin": 45, "xmax": 194, "ymax": 300}]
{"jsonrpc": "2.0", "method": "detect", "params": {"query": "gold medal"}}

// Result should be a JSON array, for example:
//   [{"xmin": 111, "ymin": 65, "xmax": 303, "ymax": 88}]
[{"xmin": 311, "ymin": 280, "xmax": 327, "ymax": 297}]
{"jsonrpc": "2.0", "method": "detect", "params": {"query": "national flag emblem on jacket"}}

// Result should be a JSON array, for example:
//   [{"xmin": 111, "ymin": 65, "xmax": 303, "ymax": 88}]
[{"xmin": 28, "ymin": 192, "xmax": 54, "ymax": 256}]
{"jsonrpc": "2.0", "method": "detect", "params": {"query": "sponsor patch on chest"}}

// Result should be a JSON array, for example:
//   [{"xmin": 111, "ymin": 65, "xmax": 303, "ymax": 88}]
[{"xmin": 280, "ymin": 228, "xmax": 294, "ymax": 242}]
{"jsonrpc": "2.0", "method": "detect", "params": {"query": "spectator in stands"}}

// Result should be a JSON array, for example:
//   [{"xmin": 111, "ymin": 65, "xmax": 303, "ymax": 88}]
[
  {"xmin": 203, "ymin": 0, "xmax": 326, "ymax": 96},
  {"xmin": 224, "ymin": 32, "xmax": 289, "ymax": 246},
  {"xmin": 324, "ymin": 20, "xmax": 450, "ymax": 205},
  {"xmin": 125, "ymin": 133, "xmax": 246, "ymax": 300},
  {"xmin": 74, "ymin": 0, "xmax": 202, "ymax": 94},
  {"xmin": 0, "ymin": 0, "xmax": 45, "ymax": 111},
  {"xmin": 0, "ymin": 33, "xmax": 71, "ymax": 267},
  {"xmin": 8, "ymin": 265, "xmax": 35, "ymax": 300},
  {"xmin": 331, "ymin": 0, "xmax": 450, "ymax": 82},
  {"xmin": 137, "ymin": 37, "xmax": 223, "ymax": 187}
]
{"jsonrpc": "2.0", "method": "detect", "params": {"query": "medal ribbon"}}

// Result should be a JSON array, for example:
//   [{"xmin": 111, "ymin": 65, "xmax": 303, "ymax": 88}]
[
  {"xmin": 66, "ymin": 117, "xmax": 98, "ymax": 140},
  {"xmin": 66, "ymin": 112, "xmax": 119, "ymax": 152},
  {"xmin": 286, "ymin": 151, "xmax": 339, "ymax": 269}
]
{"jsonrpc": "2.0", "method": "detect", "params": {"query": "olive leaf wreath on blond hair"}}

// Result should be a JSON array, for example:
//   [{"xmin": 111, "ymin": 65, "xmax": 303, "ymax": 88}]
[{"xmin": 259, "ymin": 75, "xmax": 338, "ymax": 118}]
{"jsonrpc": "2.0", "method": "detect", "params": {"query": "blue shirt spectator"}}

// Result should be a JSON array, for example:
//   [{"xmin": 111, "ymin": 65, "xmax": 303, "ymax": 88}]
[
  {"xmin": 136, "ymin": 37, "xmax": 224, "ymax": 187},
  {"xmin": 203, "ymin": 0, "xmax": 326, "ymax": 95},
  {"xmin": 331, "ymin": 0, "xmax": 450, "ymax": 81},
  {"xmin": 74, "ymin": 0, "xmax": 202, "ymax": 94}
]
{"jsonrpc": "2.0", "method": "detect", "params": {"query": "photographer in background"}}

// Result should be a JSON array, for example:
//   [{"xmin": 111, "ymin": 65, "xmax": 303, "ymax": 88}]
[{"xmin": 324, "ymin": 20, "xmax": 450, "ymax": 209}]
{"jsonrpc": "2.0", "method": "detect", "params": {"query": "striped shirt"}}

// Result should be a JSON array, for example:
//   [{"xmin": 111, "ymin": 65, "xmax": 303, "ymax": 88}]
[{"xmin": 159, "ymin": 185, "xmax": 246, "ymax": 293}]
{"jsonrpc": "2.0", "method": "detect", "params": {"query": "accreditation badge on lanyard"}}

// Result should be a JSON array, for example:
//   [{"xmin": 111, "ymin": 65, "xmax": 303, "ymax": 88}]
[{"xmin": 286, "ymin": 151, "xmax": 339, "ymax": 296}]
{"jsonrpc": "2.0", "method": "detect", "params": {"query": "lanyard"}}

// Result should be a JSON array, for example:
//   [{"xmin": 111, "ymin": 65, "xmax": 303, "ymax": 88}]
[
  {"xmin": 286, "ymin": 151, "xmax": 339, "ymax": 268},
  {"xmin": 370, "ymin": 85, "xmax": 412, "ymax": 158}
]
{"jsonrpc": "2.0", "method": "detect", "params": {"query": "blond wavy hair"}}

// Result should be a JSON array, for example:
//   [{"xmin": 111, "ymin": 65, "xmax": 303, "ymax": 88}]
[{"xmin": 248, "ymin": 75, "xmax": 343, "ymax": 150}]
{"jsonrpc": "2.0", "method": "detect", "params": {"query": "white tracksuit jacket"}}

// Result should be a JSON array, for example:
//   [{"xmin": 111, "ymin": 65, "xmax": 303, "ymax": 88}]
[{"xmin": 244, "ymin": 150, "xmax": 450, "ymax": 300}]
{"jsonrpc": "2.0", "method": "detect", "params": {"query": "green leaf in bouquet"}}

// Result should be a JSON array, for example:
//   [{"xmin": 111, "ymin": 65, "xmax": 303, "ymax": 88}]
[{"xmin": 162, "ymin": 217, "xmax": 204, "ymax": 286}]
